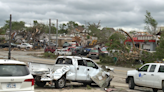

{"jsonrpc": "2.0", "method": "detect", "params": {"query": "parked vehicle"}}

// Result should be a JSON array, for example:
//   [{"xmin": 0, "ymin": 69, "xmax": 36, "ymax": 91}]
[
  {"xmin": 0, "ymin": 43, "xmax": 17, "ymax": 48},
  {"xmin": 126, "ymin": 63, "xmax": 164, "ymax": 92},
  {"xmin": 44, "ymin": 46, "xmax": 56, "ymax": 53},
  {"xmin": 55, "ymin": 48, "xmax": 72, "ymax": 55},
  {"xmin": 63, "ymin": 42, "xmax": 71, "ymax": 48},
  {"xmin": 66, "ymin": 46, "xmax": 76, "ymax": 52},
  {"xmin": 68, "ymin": 42, "xmax": 78, "ymax": 47},
  {"xmin": 17, "ymin": 43, "xmax": 33, "ymax": 49},
  {"xmin": 28, "ymin": 56, "xmax": 114, "ymax": 88},
  {"xmin": 87, "ymin": 48, "xmax": 100, "ymax": 59},
  {"xmin": 48, "ymin": 42, "xmax": 57, "ymax": 46},
  {"xmin": 0, "ymin": 59, "xmax": 34, "ymax": 92},
  {"xmin": 99, "ymin": 47, "xmax": 109, "ymax": 56},
  {"xmin": 72, "ymin": 47, "xmax": 91, "ymax": 56}
]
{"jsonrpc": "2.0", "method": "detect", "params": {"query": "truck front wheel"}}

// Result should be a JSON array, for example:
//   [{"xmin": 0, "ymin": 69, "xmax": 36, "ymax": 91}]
[
  {"xmin": 55, "ymin": 76, "xmax": 66, "ymax": 88},
  {"xmin": 129, "ymin": 77, "xmax": 135, "ymax": 89}
]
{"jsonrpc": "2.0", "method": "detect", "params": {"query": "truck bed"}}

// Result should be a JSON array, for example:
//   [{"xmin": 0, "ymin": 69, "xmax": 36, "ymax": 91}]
[{"xmin": 28, "ymin": 62, "xmax": 54, "ymax": 75}]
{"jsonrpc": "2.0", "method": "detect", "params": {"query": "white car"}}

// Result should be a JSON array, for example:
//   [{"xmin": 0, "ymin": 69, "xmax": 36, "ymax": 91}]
[
  {"xmin": 17, "ymin": 43, "xmax": 33, "ymax": 49},
  {"xmin": 0, "ymin": 59, "xmax": 34, "ymax": 92},
  {"xmin": 55, "ymin": 48, "xmax": 72, "ymax": 55}
]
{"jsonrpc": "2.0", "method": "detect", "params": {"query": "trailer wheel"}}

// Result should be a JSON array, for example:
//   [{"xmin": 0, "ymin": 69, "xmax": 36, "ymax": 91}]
[
  {"xmin": 129, "ymin": 77, "xmax": 135, "ymax": 89},
  {"xmin": 55, "ymin": 76, "xmax": 66, "ymax": 88},
  {"xmin": 35, "ymin": 81, "xmax": 46, "ymax": 87}
]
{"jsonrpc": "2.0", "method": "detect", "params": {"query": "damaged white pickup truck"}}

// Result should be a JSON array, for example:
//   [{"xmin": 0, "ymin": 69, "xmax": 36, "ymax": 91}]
[{"xmin": 28, "ymin": 56, "xmax": 114, "ymax": 88}]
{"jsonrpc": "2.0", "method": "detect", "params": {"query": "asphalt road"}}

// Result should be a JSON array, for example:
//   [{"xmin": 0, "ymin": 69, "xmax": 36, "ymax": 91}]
[{"xmin": 0, "ymin": 49, "xmax": 162, "ymax": 92}]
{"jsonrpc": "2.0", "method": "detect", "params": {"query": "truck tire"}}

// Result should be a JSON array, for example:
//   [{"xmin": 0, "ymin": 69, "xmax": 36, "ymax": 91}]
[
  {"xmin": 35, "ymin": 81, "xmax": 46, "ymax": 87},
  {"xmin": 152, "ymin": 88, "xmax": 158, "ymax": 92},
  {"xmin": 129, "ymin": 77, "xmax": 135, "ymax": 89},
  {"xmin": 55, "ymin": 76, "xmax": 66, "ymax": 88},
  {"xmin": 26, "ymin": 47, "xmax": 30, "ymax": 50},
  {"xmin": 162, "ymin": 81, "xmax": 164, "ymax": 92}
]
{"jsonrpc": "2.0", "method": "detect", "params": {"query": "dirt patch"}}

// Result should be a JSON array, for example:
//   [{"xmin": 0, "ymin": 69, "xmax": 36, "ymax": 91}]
[
  {"xmin": 27, "ymin": 53, "xmax": 44, "ymax": 57},
  {"xmin": 0, "ymin": 48, "xmax": 44, "ymax": 52}
]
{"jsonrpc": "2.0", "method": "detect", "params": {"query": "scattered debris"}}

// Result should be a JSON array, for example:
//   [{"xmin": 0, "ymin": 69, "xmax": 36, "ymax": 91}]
[{"xmin": 104, "ymin": 88, "xmax": 116, "ymax": 92}]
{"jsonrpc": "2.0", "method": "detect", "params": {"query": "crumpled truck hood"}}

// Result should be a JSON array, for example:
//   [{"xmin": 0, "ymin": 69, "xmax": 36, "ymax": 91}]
[{"xmin": 89, "ymin": 67, "xmax": 114, "ymax": 88}]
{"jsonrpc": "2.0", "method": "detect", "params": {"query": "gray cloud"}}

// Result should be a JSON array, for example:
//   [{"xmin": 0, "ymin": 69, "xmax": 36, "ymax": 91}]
[{"xmin": 0, "ymin": 0, "xmax": 164, "ymax": 32}]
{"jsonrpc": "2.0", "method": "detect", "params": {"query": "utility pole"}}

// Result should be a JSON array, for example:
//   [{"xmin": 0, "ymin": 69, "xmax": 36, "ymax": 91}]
[
  {"xmin": 56, "ymin": 19, "xmax": 58, "ymax": 48},
  {"xmin": 8, "ymin": 14, "xmax": 12, "ymax": 59},
  {"xmin": 49, "ymin": 19, "xmax": 51, "ymax": 44}
]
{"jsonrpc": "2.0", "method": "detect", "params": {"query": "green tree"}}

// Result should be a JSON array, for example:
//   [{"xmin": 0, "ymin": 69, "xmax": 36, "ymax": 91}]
[
  {"xmin": 0, "ymin": 20, "xmax": 25, "ymax": 33},
  {"xmin": 140, "ymin": 51, "xmax": 156, "ymax": 63},
  {"xmin": 107, "ymin": 32, "xmax": 127, "ymax": 51},
  {"xmin": 100, "ymin": 32, "xmax": 132, "ymax": 65},
  {"xmin": 58, "ymin": 23, "xmax": 68, "ymax": 34},
  {"xmin": 129, "ymin": 30, "xmax": 137, "ymax": 35},
  {"xmin": 87, "ymin": 21, "xmax": 114, "ymax": 44},
  {"xmin": 66, "ymin": 21, "xmax": 79, "ymax": 34},
  {"xmin": 144, "ymin": 10, "xmax": 158, "ymax": 35},
  {"xmin": 155, "ymin": 33, "xmax": 164, "ymax": 60},
  {"xmin": 0, "ymin": 28, "xmax": 5, "ymax": 34}
]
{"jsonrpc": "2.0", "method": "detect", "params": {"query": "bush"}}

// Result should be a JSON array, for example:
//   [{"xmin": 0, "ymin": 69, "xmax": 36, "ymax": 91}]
[
  {"xmin": 140, "ymin": 51, "xmax": 156, "ymax": 63},
  {"xmin": 43, "ymin": 52, "xmax": 58, "ymax": 59},
  {"xmin": 0, "ymin": 30, "xmax": 5, "ymax": 35},
  {"xmin": 0, "ymin": 38, "xmax": 5, "ymax": 43},
  {"xmin": 100, "ymin": 54, "xmax": 139, "ymax": 68},
  {"xmin": 100, "ymin": 55, "xmax": 114, "ymax": 64}
]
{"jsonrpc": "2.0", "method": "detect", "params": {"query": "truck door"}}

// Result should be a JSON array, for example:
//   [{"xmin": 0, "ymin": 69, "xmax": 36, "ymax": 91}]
[
  {"xmin": 145, "ymin": 64, "xmax": 157, "ymax": 87},
  {"xmin": 22, "ymin": 43, "xmax": 26, "ymax": 48},
  {"xmin": 155, "ymin": 65, "xmax": 164, "ymax": 88},
  {"xmin": 135, "ymin": 64, "xmax": 150, "ymax": 86},
  {"xmin": 85, "ymin": 59, "xmax": 99, "ymax": 81},
  {"xmin": 76, "ymin": 60, "xmax": 88, "ymax": 81}
]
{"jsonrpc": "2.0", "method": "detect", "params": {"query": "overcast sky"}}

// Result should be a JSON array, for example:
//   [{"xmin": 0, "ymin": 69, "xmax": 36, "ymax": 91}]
[{"xmin": 0, "ymin": 0, "xmax": 164, "ymax": 32}]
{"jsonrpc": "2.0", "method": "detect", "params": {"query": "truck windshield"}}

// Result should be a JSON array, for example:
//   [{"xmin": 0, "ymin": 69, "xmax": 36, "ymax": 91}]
[
  {"xmin": 56, "ymin": 58, "xmax": 73, "ymax": 65},
  {"xmin": 90, "ymin": 50, "xmax": 98, "ymax": 53},
  {"xmin": 0, "ymin": 64, "xmax": 30, "ymax": 77}
]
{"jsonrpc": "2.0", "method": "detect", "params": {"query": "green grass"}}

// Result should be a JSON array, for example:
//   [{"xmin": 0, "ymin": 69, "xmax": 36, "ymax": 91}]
[
  {"xmin": 42, "ymin": 52, "xmax": 58, "ymax": 59},
  {"xmin": 86, "ymin": 85, "xmax": 92, "ymax": 89}
]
